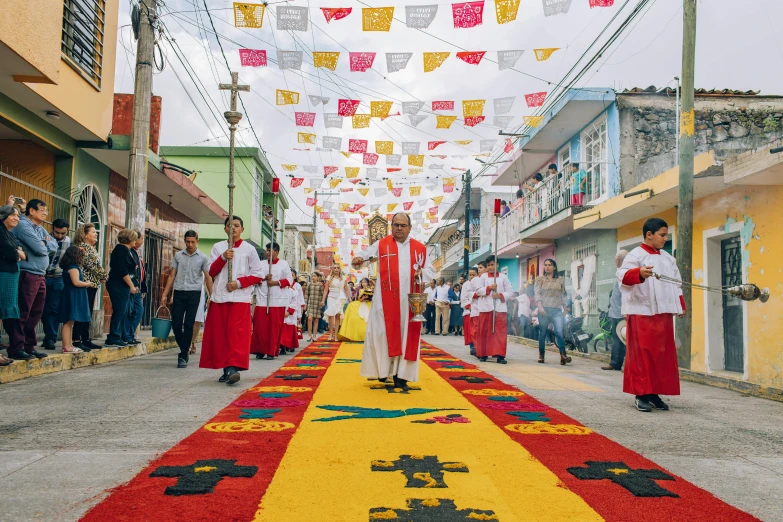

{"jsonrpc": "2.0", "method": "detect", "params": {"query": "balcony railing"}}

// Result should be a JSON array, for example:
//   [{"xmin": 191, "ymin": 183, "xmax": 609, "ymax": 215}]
[{"xmin": 489, "ymin": 164, "xmax": 609, "ymax": 252}]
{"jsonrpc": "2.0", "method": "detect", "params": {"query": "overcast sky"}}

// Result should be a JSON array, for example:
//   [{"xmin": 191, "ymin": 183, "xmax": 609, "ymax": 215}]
[{"xmin": 115, "ymin": 0, "xmax": 783, "ymax": 251}]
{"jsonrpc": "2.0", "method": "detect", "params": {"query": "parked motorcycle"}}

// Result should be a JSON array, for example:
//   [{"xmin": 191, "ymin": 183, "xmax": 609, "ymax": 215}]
[
  {"xmin": 564, "ymin": 312, "xmax": 592, "ymax": 353},
  {"xmin": 591, "ymin": 308, "xmax": 613, "ymax": 353}
]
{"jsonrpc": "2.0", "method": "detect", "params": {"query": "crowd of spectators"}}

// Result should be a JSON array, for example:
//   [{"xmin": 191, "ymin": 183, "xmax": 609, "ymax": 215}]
[{"xmin": 0, "ymin": 195, "xmax": 157, "ymax": 365}]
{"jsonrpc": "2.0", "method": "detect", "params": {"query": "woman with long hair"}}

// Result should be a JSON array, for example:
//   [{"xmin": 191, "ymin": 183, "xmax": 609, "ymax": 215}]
[
  {"xmin": 58, "ymin": 246, "xmax": 93, "ymax": 353},
  {"xmin": 73, "ymin": 223, "xmax": 108, "ymax": 349},
  {"xmin": 533, "ymin": 258, "xmax": 570, "ymax": 365},
  {"xmin": 321, "ymin": 263, "xmax": 350, "ymax": 341},
  {"xmin": 338, "ymin": 277, "xmax": 373, "ymax": 342},
  {"xmin": 0, "ymin": 205, "xmax": 24, "ymax": 365}
]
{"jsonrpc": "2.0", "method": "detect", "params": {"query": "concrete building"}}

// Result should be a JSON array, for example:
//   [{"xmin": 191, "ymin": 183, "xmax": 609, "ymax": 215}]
[
  {"xmin": 158, "ymin": 146, "xmax": 288, "ymax": 257},
  {"xmin": 284, "ymin": 223, "xmax": 314, "ymax": 276},
  {"xmin": 490, "ymin": 85, "xmax": 783, "ymax": 392}
]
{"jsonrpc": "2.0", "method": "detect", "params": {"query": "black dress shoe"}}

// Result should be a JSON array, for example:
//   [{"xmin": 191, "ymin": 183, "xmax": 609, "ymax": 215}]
[
  {"xmin": 83, "ymin": 341, "xmax": 103, "ymax": 349},
  {"xmin": 218, "ymin": 372, "xmax": 228, "ymax": 383},
  {"xmin": 105, "ymin": 340, "xmax": 127, "ymax": 347},
  {"xmin": 178, "ymin": 357, "xmax": 188, "ymax": 368},
  {"xmin": 255, "ymin": 354, "xmax": 266, "ymax": 359},
  {"xmin": 496, "ymin": 356, "xmax": 507, "ymax": 364},
  {"xmin": 9, "ymin": 351, "xmax": 35, "ymax": 361},
  {"xmin": 479, "ymin": 356, "xmax": 488, "ymax": 362},
  {"xmin": 226, "ymin": 367, "xmax": 240, "ymax": 385},
  {"xmin": 27, "ymin": 350, "xmax": 48, "ymax": 359},
  {"xmin": 42, "ymin": 341, "xmax": 56, "ymax": 351}
]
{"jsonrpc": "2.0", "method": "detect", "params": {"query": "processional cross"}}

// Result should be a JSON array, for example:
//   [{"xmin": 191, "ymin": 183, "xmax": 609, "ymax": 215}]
[{"xmin": 219, "ymin": 72, "xmax": 250, "ymax": 282}]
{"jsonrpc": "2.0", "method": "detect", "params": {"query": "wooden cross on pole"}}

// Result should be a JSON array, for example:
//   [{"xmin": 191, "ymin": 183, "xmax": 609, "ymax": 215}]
[{"xmin": 219, "ymin": 72, "xmax": 250, "ymax": 282}]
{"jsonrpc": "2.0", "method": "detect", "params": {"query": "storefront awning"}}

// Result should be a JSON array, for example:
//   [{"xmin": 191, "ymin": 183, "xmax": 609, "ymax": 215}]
[{"xmin": 80, "ymin": 136, "xmax": 228, "ymax": 224}]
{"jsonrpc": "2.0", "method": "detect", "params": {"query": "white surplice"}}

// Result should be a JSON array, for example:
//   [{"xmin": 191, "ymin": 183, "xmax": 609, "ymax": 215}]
[{"xmin": 356, "ymin": 236, "xmax": 435, "ymax": 382}]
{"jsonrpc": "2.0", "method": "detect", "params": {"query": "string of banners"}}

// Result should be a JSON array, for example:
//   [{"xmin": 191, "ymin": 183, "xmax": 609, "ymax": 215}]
[
  {"xmin": 233, "ymin": 1, "xmax": 615, "ymax": 31},
  {"xmin": 239, "ymin": 48, "xmax": 562, "ymax": 72}
]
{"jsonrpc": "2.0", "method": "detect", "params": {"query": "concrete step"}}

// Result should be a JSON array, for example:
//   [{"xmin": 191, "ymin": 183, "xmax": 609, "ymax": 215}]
[{"xmin": 0, "ymin": 334, "xmax": 184, "ymax": 384}]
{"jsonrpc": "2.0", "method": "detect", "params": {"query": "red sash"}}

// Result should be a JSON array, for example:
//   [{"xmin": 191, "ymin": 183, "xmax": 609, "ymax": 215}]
[{"xmin": 378, "ymin": 235, "xmax": 426, "ymax": 361}]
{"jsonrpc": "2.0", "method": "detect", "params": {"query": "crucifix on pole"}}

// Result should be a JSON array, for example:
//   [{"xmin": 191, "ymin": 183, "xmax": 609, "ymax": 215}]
[{"xmin": 219, "ymin": 72, "xmax": 250, "ymax": 282}]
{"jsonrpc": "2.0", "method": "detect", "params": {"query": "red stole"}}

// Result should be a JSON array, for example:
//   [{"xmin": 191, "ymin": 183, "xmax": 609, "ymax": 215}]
[{"xmin": 378, "ymin": 235, "xmax": 426, "ymax": 362}]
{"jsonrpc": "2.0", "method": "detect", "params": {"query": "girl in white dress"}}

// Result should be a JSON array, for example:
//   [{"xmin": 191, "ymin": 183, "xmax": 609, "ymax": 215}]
[{"xmin": 321, "ymin": 263, "xmax": 351, "ymax": 341}]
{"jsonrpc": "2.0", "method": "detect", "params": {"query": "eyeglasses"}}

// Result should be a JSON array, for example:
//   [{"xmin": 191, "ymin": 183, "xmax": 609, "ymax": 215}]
[{"xmin": 391, "ymin": 224, "xmax": 410, "ymax": 229}]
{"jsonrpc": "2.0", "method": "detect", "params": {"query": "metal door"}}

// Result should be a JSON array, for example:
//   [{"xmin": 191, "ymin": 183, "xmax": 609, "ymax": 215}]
[
  {"xmin": 141, "ymin": 233, "xmax": 165, "ymax": 328},
  {"xmin": 721, "ymin": 236, "xmax": 744, "ymax": 372}
]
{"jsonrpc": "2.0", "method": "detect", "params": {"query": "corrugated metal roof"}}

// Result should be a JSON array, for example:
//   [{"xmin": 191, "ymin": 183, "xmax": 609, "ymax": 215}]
[{"xmin": 620, "ymin": 86, "xmax": 762, "ymax": 96}]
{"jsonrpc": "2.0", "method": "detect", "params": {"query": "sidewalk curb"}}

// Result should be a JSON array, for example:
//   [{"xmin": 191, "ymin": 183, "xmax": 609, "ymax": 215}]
[
  {"xmin": 508, "ymin": 335, "xmax": 783, "ymax": 403},
  {"xmin": 0, "ymin": 336, "xmax": 181, "ymax": 384}
]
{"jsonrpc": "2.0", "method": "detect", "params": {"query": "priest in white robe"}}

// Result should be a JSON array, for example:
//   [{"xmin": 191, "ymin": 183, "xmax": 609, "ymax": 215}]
[{"xmin": 352, "ymin": 213, "xmax": 434, "ymax": 390}]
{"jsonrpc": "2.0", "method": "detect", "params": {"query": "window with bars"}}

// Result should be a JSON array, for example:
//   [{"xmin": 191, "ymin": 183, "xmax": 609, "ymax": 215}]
[
  {"xmin": 573, "ymin": 241, "xmax": 597, "ymax": 315},
  {"xmin": 580, "ymin": 117, "xmax": 607, "ymax": 204},
  {"xmin": 62, "ymin": 0, "xmax": 105, "ymax": 88}
]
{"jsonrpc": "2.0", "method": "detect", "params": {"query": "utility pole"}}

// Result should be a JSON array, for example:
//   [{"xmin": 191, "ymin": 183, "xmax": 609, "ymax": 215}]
[
  {"xmin": 676, "ymin": 0, "xmax": 697, "ymax": 369},
  {"xmin": 126, "ymin": 0, "xmax": 158, "ymax": 231},
  {"xmin": 219, "ymin": 72, "xmax": 250, "ymax": 281},
  {"xmin": 462, "ymin": 169, "xmax": 472, "ymax": 277}
]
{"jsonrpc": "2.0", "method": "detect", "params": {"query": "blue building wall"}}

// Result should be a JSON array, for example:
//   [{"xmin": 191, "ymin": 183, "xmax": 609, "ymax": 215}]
[{"xmin": 498, "ymin": 258, "xmax": 520, "ymax": 290}]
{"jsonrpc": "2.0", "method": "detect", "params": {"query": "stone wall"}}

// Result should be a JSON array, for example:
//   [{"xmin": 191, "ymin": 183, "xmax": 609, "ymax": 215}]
[{"xmin": 617, "ymin": 94, "xmax": 783, "ymax": 190}]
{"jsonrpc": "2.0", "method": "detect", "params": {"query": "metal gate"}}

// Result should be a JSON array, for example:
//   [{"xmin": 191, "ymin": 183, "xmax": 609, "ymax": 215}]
[
  {"xmin": 141, "ymin": 232, "xmax": 166, "ymax": 328},
  {"xmin": 721, "ymin": 236, "xmax": 744, "ymax": 372}
]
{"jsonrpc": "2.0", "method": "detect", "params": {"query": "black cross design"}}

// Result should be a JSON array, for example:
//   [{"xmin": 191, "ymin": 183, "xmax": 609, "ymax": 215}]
[
  {"xmin": 369, "ymin": 498, "xmax": 496, "ymax": 521},
  {"xmin": 371, "ymin": 455, "xmax": 468, "ymax": 488},
  {"xmin": 275, "ymin": 374, "xmax": 319, "ymax": 381},
  {"xmin": 567, "ymin": 461, "xmax": 679, "ymax": 497},
  {"xmin": 449, "ymin": 376, "xmax": 493, "ymax": 384},
  {"xmin": 149, "ymin": 459, "xmax": 257, "ymax": 496}
]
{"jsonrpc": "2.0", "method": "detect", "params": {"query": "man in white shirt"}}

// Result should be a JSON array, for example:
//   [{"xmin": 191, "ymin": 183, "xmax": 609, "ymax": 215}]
[
  {"xmin": 423, "ymin": 280, "xmax": 436, "ymax": 334},
  {"xmin": 474, "ymin": 255, "xmax": 514, "ymax": 364},
  {"xmin": 433, "ymin": 277, "xmax": 451, "ymax": 335}
]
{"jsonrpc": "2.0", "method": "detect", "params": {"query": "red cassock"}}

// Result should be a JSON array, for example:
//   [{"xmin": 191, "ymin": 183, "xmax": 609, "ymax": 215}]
[
  {"xmin": 476, "ymin": 312, "xmax": 507, "ymax": 358},
  {"xmin": 251, "ymin": 307, "xmax": 286, "ymax": 357},
  {"xmin": 281, "ymin": 321, "xmax": 300, "ymax": 349},
  {"xmin": 622, "ymin": 264, "xmax": 683, "ymax": 396},
  {"xmin": 470, "ymin": 316, "xmax": 480, "ymax": 352},
  {"xmin": 199, "ymin": 302, "xmax": 252, "ymax": 371},
  {"xmin": 623, "ymin": 314, "xmax": 680, "ymax": 396},
  {"xmin": 463, "ymin": 314, "xmax": 472, "ymax": 345}
]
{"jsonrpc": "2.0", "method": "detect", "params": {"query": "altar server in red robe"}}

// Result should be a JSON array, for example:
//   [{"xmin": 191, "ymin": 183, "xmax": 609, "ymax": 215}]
[
  {"xmin": 460, "ymin": 267, "xmax": 479, "ymax": 354},
  {"xmin": 470, "ymin": 261, "xmax": 486, "ymax": 357},
  {"xmin": 200, "ymin": 216, "xmax": 263, "ymax": 385},
  {"xmin": 351, "ymin": 213, "xmax": 434, "ymax": 391},
  {"xmin": 252, "ymin": 242, "xmax": 293, "ymax": 360},
  {"xmin": 474, "ymin": 255, "xmax": 513, "ymax": 364},
  {"xmin": 280, "ymin": 270, "xmax": 304, "ymax": 353},
  {"xmin": 618, "ymin": 217, "xmax": 686, "ymax": 412}
]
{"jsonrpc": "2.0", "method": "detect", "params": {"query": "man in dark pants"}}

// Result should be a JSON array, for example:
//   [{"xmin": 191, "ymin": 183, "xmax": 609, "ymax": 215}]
[
  {"xmin": 423, "ymin": 280, "xmax": 436, "ymax": 334},
  {"xmin": 161, "ymin": 230, "xmax": 213, "ymax": 368},
  {"xmin": 124, "ymin": 230, "xmax": 147, "ymax": 345},
  {"xmin": 41, "ymin": 219, "xmax": 70, "ymax": 350},
  {"xmin": 602, "ymin": 250, "xmax": 628, "ymax": 371},
  {"xmin": 8, "ymin": 199, "xmax": 57, "ymax": 360}
]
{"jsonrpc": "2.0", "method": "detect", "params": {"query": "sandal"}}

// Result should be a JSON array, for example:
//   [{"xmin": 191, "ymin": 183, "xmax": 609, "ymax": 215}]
[{"xmin": 63, "ymin": 347, "xmax": 84, "ymax": 354}]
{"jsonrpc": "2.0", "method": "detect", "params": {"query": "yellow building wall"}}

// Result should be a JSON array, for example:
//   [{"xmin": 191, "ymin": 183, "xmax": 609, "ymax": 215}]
[
  {"xmin": 25, "ymin": 0, "xmax": 119, "ymax": 141},
  {"xmin": 616, "ymin": 187, "xmax": 783, "ymax": 389},
  {"xmin": 0, "ymin": 0, "xmax": 63, "ymax": 83}
]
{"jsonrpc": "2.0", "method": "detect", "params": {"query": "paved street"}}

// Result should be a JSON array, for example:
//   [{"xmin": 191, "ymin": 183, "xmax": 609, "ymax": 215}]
[{"xmin": 1, "ymin": 336, "xmax": 781, "ymax": 521}]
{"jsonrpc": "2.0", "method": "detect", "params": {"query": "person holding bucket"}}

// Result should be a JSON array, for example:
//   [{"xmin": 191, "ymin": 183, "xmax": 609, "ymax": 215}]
[{"xmin": 160, "ymin": 230, "xmax": 213, "ymax": 369}]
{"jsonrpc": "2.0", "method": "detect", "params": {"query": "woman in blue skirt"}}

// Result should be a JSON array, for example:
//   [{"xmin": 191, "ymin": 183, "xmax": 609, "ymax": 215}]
[{"xmin": 59, "ymin": 246, "xmax": 93, "ymax": 353}]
